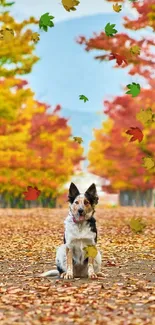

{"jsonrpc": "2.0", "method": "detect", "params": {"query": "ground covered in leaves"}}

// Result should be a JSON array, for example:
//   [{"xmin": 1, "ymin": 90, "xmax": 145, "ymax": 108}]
[{"xmin": 0, "ymin": 207, "xmax": 155, "ymax": 325}]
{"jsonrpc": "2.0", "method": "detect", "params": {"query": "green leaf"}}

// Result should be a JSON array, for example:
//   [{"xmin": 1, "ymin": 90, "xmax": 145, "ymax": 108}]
[
  {"xmin": 79, "ymin": 94, "xmax": 89, "ymax": 103},
  {"xmin": 0, "ymin": 0, "xmax": 15, "ymax": 6},
  {"xmin": 125, "ymin": 82, "xmax": 141, "ymax": 97},
  {"xmin": 39, "ymin": 13, "xmax": 55, "ymax": 32},
  {"xmin": 105, "ymin": 22, "xmax": 118, "ymax": 37}
]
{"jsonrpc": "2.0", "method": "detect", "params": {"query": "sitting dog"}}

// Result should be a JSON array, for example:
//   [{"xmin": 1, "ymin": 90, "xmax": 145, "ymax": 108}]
[{"xmin": 40, "ymin": 182, "xmax": 103, "ymax": 279}]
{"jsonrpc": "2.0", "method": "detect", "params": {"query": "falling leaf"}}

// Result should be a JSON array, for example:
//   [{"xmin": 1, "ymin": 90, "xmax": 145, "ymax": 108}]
[
  {"xmin": 31, "ymin": 32, "xmax": 40, "ymax": 43},
  {"xmin": 79, "ymin": 94, "xmax": 89, "ymax": 103},
  {"xmin": 0, "ymin": 28, "xmax": 14, "ymax": 41},
  {"xmin": 129, "ymin": 217, "xmax": 146, "ymax": 233},
  {"xmin": 126, "ymin": 83, "xmax": 141, "ymax": 97},
  {"xmin": 39, "ymin": 13, "xmax": 54, "ymax": 32},
  {"xmin": 23, "ymin": 186, "xmax": 41, "ymax": 200},
  {"xmin": 126, "ymin": 127, "xmax": 143, "ymax": 143},
  {"xmin": 130, "ymin": 45, "xmax": 141, "ymax": 55},
  {"xmin": 83, "ymin": 245, "xmax": 98, "ymax": 258},
  {"xmin": 109, "ymin": 52, "xmax": 127, "ymax": 66},
  {"xmin": 0, "ymin": 0, "xmax": 15, "ymax": 6},
  {"xmin": 113, "ymin": 3, "xmax": 122, "ymax": 13},
  {"xmin": 73, "ymin": 136, "xmax": 83, "ymax": 144},
  {"xmin": 61, "ymin": 0, "xmax": 80, "ymax": 12},
  {"xmin": 136, "ymin": 108, "xmax": 154, "ymax": 127},
  {"xmin": 142, "ymin": 157, "xmax": 155, "ymax": 170},
  {"xmin": 105, "ymin": 23, "xmax": 118, "ymax": 37}
]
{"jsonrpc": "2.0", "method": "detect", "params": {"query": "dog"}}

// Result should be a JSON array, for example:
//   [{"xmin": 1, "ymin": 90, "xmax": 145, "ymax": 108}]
[{"xmin": 40, "ymin": 182, "xmax": 103, "ymax": 279}]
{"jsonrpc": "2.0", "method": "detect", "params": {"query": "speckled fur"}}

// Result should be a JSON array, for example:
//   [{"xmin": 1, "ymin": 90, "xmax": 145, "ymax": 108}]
[{"xmin": 40, "ymin": 183, "xmax": 102, "ymax": 278}]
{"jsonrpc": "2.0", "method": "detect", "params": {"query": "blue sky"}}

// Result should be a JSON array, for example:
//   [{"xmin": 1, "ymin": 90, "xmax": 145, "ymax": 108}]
[{"xmin": 9, "ymin": 0, "xmax": 153, "ymax": 170}]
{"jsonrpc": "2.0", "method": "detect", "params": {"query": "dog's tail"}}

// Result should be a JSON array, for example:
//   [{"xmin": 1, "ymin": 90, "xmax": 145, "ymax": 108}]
[{"xmin": 39, "ymin": 269, "xmax": 59, "ymax": 277}]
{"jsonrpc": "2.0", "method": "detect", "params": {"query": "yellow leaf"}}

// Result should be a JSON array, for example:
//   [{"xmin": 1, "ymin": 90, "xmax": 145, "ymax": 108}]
[
  {"xmin": 61, "ymin": 0, "xmax": 80, "ymax": 12},
  {"xmin": 142, "ymin": 157, "xmax": 155, "ymax": 170},
  {"xmin": 0, "ymin": 28, "xmax": 14, "ymax": 42},
  {"xmin": 73, "ymin": 136, "xmax": 83, "ymax": 144},
  {"xmin": 130, "ymin": 45, "xmax": 141, "ymax": 55},
  {"xmin": 129, "ymin": 217, "xmax": 146, "ymax": 233},
  {"xmin": 136, "ymin": 108, "xmax": 153, "ymax": 127},
  {"xmin": 113, "ymin": 3, "xmax": 122, "ymax": 13},
  {"xmin": 83, "ymin": 245, "xmax": 98, "ymax": 258},
  {"xmin": 31, "ymin": 32, "xmax": 40, "ymax": 43}
]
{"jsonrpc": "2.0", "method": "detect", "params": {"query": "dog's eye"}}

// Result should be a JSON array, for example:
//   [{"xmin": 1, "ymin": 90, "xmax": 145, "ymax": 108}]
[
  {"xmin": 84, "ymin": 200, "xmax": 89, "ymax": 206},
  {"xmin": 75, "ymin": 201, "xmax": 79, "ymax": 204}
]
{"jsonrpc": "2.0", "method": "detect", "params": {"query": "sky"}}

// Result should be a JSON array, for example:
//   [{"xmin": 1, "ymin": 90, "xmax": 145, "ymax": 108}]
[
  {"xmin": 11, "ymin": 0, "xmax": 138, "ymax": 22},
  {"xmin": 8, "ymin": 0, "xmax": 154, "ymax": 173}
]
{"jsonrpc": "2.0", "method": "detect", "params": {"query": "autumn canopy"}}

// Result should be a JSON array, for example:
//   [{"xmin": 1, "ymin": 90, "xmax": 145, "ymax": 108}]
[{"xmin": 77, "ymin": 0, "xmax": 155, "ymax": 206}]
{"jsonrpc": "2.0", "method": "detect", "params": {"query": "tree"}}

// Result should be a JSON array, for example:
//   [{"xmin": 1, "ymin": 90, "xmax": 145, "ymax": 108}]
[
  {"xmin": 77, "ymin": 0, "xmax": 155, "ymax": 206},
  {"xmin": 0, "ymin": 2, "xmax": 84, "ymax": 208},
  {"xmin": 0, "ymin": 83, "xmax": 84, "ymax": 208}
]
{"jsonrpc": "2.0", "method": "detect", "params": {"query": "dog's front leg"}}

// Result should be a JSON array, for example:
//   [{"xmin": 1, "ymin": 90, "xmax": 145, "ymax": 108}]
[
  {"xmin": 88, "ymin": 257, "xmax": 98, "ymax": 279},
  {"xmin": 61, "ymin": 247, "xmax": 73, "ymax": 279}
]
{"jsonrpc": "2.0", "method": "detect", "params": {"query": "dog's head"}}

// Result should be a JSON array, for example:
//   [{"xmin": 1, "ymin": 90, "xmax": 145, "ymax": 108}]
[{"xmin": 68, "ymin": 182, "xmax": 99, "ymax": 222}]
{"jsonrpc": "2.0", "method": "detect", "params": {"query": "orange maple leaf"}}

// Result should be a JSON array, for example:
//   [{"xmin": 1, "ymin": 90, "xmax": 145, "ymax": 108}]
[
  {"xmin": 109, "ymin": 52, "xmax": 128, "ymax": 66},
  {"xmin": 23, "ymin": 186, "xmax": 41, "ymax": 200},
  {"xmin": 126, "ymin": 127, "xmax": 143, "ymax": 143}
]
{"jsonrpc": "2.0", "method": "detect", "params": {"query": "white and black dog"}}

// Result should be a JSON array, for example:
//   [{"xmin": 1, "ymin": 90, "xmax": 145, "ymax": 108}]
[{"xmin": 40, "ymin": 183, "xmax": 103, "ymax": 279}]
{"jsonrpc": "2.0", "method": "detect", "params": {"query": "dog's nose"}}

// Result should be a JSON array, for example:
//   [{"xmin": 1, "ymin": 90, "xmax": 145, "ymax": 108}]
[{"xmin": 78, "ymin": 208, "xmax": 84, "ymax": 215}]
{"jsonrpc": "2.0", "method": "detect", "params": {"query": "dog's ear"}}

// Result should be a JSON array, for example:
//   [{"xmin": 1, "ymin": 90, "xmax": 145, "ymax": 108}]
[
  {"xmin": 68, "ymin": 182, "xmax": 80, "ymax": 204},
  {"xmin": 85, "ymin": 183, "xmax": 99, "ymax": 205}
]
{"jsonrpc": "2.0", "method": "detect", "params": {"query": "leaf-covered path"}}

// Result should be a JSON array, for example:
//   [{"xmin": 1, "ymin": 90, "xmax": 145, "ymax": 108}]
[{"xmin": 0, "ymin": 207, "xmax": 155, "ymax": 325}]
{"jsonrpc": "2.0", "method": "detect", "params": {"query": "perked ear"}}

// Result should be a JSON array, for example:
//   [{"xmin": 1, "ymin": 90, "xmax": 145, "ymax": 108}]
[
  {"xmin": 68, "ymin": 182, "xmax": 80, "ymax": 204},
  {"xmin": 85, "ymin": 183, "xmax": 99, "ymax": 205}
]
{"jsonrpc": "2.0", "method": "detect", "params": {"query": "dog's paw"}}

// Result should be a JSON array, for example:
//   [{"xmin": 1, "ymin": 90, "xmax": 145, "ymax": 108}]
[
  {"xmin": 96, "ymin": 272, "xmax": 104, "ymax": 277},
  {"xmin": 60, "ymin": 270, "xmax": 73, "ymax": 279},
  {"xmin": 88, "ymin": 271, "xmax": 98, "ymax": 279}
]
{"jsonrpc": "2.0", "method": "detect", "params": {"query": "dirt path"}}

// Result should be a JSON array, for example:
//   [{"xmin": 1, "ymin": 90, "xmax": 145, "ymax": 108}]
[{"xmin": 0, "ymin": 207, "xmax": 155, "ymax": 325}]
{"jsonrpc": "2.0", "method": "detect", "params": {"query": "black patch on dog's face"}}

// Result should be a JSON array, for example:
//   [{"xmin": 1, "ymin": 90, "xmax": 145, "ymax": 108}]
[
  {"xmin": 68, "ymin": 182, "xmax": 80, "ymax": 204},
  {"xmin": 85, "ymin": 183, "xmax": 99, "ymax": 206}
]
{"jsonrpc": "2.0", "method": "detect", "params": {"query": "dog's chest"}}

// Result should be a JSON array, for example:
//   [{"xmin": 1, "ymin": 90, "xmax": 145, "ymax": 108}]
[{"xmin": 65, "ymin": 220, "xmax": 96, "ymax": 264}]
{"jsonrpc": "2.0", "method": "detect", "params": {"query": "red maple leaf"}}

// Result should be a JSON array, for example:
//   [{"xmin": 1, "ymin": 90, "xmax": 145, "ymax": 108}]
[
  {"xmin": 109, "ymin": 52, "xmax": 128, "ymax": 66},
  {"xmin": 23, "ymin": 186, "xmax": 41, "ymax": 200},
  {"xmin": 126, "ymin": 127, "xmax": 144, "ymax": 143}
]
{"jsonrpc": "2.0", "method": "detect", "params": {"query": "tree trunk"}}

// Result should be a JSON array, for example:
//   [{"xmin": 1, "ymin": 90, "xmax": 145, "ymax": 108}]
[{"xmin": 119, "ymin": 189, "xmax": 153, "ymax": 207}]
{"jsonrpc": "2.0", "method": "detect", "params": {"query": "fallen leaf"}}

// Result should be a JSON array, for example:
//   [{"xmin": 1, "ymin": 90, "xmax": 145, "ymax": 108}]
[
  {"xmin": 113, "ymin": 3, "xmax": 122, "ymax": 13},
  {"xmin": 136, "ymin": 107, "xmax": 154, "ymax": 127},
  {"xmin": 129, "ymin": 217, "xmax": 146, "ymax": 233},
  {"xmin": 130, "ymin": 45, "xmax": 141, "ymax": 55},
  {"xmin": 142, "ymin": 157, "xmax": 155, "ymax": 170},
  {"xmin": 0, "ymin": 27, "xmax": 14, "ymax": 41},
  {"xmin": 79, "ymin": 94, "xmax": 89, "ymax": 102},
  {"xmin": 73, "ymin": 136, "xmax": 83, "ymax": 144},
  {"xmin": 83, "ymin": 245, "xmax": 98, "ymax": 258},
  {"xmin": 109, "ymin": 52, "xmax": 128, "ymax": 66},
  {"xmin": 23, "ymin": 186, "xmax": 41, "ymax": 200},
  {"xmin": 31, "ymin": 32, "xmax": 40, "ymax": 43},
  {"xmin": 39, "ymin": 12, "xmax": 54, "ymax": 32},
  {"xmin": 61, "ymin": 0, "xmax": 80, "ymax": 12},
  {"xmin": 126, "ymin": 127, "xmax": 143, "ymax": 142},
  {"xmin": 105, "ymin": 22, "xmax": 118, "ymax": 37},
  {"xmin": 126, "ymin": 82, "xmax": 141, "ymax": 97}
]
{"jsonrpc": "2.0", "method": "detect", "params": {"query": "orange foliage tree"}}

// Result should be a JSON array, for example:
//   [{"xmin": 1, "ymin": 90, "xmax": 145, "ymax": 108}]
[
  {"xmin": 0, "ymin": 79, "xmax": 84, "ymax": 208},
  {"xmin": 77, "ymin": 0, "xmax": 155, "ymax": 206},
  {"xmin": 0, "ymin": 2, "xmax": 84, "ymax": 208}
]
